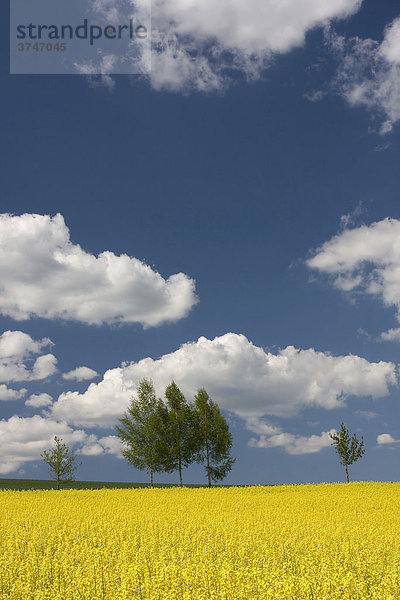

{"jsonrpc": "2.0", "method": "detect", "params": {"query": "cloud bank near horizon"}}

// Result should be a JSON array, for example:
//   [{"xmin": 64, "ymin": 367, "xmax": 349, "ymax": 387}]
[
  {"xmin": 50, "ymin": 333, "xmax": 396, "ymax": 429},
  {"xmin": 1, "ymin": 330, "xmax": 397, "ymax": 473}
]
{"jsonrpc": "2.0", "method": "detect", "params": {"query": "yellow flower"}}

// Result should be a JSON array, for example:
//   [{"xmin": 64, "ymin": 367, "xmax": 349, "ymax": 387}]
[{"xmin": 0, "ymin": 483, "xmax": 399, "ymax": 599}]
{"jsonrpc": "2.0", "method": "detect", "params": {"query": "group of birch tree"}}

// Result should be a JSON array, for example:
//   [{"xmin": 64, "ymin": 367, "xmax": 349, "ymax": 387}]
[{"xmin": 116, "ymin": 378, "xmax": 235, "ymax": 487}]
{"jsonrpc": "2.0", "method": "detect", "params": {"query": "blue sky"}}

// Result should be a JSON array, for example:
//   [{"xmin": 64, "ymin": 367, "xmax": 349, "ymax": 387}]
[{"xmin": 1, "ymin": 0, "xmax": 400, "ymax": 485}]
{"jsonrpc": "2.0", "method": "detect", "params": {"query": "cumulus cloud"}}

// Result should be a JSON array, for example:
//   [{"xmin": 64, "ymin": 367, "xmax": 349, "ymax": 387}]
[
  {"xmin": 51, "ymin": 333, "xmax": 396, "ymax": 428},
  {"xmin": 0, "ymin": 213, "xmax": 197, "ymax": 326},
  {"xmin": 0, "ymin": 330, "xmax": 52, "ymax": 358},
  {"xmin": 25, "ymin": 393, "xmax": 53, "ymax": 408},
  {"xmin": 328, "ymin": 16, "xmax": 400, "ymax": 133},
  {"xmin": 0, "ymin": 384, "xmax": 27, "ymax": 401},
  {"xmin": 377, "ymin": 433, "xmax": 400, "ymax": 445},
  {"xmin": 31, "ymin": 355, "xmax": 58, "ymax": 380},
  {"xmin": 0, "ymin": 415, "xmax": 87, "ymax": 474},
  {"xmin": 0, "ymin": 330, "xmax": 57, "ymax": 382},
  {"xmin": 307, "ymin": 218, "xmax": 400, "ymax": 336},
  {"xmin": 62, "ymin": 367, "xmax": 99, "ymax": 381},
  {"xmin": 78, "ymin": 435, "xmax": 123, "ymax": 457},
  {"xmin": 89, "ymin": 0, "xmax": 362, "ymax": 92}
]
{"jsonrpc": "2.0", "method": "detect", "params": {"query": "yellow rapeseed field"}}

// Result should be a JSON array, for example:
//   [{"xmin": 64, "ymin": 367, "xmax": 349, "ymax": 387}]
[{"xmin": 1, "ymin": 482, "xmax": 400, "ymax": 599}]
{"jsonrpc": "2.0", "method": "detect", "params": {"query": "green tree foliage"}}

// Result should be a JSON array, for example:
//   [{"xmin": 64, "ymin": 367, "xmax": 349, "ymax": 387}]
[
  {"xmin": 116, "ymin": 378, "xmax": 166, "ymax": 487},
  {"xmin": 163, "ymin": 381, "xmax": 201, "ymax": 487},
  {"xmin": 41, "ymin": 436, "xmax": 80, "ymax": 490},
  {"xmin": 194, "ymin": 388, "xmax": 235, "ymax": 487},
  {"xmin": 329, "ymin": 422, "xmax": 365, "ymax": 483}
]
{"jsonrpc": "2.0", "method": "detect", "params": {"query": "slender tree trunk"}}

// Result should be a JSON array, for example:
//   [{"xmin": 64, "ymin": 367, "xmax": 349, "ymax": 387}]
[
  {"xmin": 150, "ymin": 468, "xmax": 153, "ymax": 488},
  {"xmin": 57, "ymin": 473, "xmax": 60, "ymax": 490},
  {"xmin": 179, "ymin": 453, "xmax": 182, "ymax": 487},
  {"xmin": 345, "ymin": 463, "xmax": 349, "ymax": 483},
  {"xmin": 206, "ymin": 441, "xmax": 211, "ymax": 488}
]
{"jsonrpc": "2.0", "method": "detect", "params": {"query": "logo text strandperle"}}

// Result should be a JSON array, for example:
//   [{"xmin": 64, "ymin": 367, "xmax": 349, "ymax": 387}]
[{"xmin": 16, "ymin": 19, "xmax": 147, "ymax": 46}]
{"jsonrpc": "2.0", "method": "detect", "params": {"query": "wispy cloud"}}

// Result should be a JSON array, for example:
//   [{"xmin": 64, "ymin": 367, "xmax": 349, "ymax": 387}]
[
  {"xmin": 354, "ymin": 409, "xmax": 378, "ymax": 420},
  {"xmin": 327, "ymin": 16, "xmax": 400, "ymax": 133}
]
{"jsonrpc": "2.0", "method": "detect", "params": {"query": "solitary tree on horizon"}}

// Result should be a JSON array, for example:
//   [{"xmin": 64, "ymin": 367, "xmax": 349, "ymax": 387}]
[
  {"xmin": 329, "ymin": 422, "xmax": 365, "ymax": 483},
  {"xmin": 41, "ymin": 436, "xmax": 80, "ymax": 490},
  {"xmin": 194, "ymin": 388, "xmax": 235, "ymax": 487}
]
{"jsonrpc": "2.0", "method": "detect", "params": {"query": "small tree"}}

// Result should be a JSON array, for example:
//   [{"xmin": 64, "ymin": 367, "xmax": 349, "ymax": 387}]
[
  {"xmin": 41, "ymin": 436, "xmax": 80, "ymax": 490},
  {"xmin": 194, "ymin": 388, "xmax": 235, "ymax": 487},
  {"xmin": 116, "ymin": 378, "xmax": 166, "ymax": 487},
  {"xmin": 329, "ymin": 422, "xmax": 365, "ymax": 483},
  {"xmin": 163, "ymin": 381, "xmax": 200, "ymax": 487}
]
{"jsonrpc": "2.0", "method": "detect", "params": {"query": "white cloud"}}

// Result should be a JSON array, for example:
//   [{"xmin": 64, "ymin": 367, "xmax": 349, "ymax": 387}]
[
  {"xmin": 152, "ymin": 0, "xmax": 362, "ymax": 91},
  {"xmin": 0, "ymin": 384, "xmax": 27, "ymax": 401},
  {"xmin": 25, "ymin": 393, "xmax": 53, "ymax": 408},
  {"xmin": 98, "ymin": 435, "xmax": 123, "ymax": 456},
  {"xmin": 62, "ymin": 366, "xmax": 99, "ymax": 381},
  {"xmin": 0, "ymin": 213, "xmax": 197, "ymax": 326},
  {"xmin": 0, "ymin": 330, "xmax": 52, "ymax": 358},
  {"xmin": 380, "ymin": 328, "xmax": 400, "ymax": 342},
  {"xmin": 377, "ymin": 433, "xmax": 400, "ymax": 445},
  {"xmin": 380, "ymin": 18, "xmax": 400, "ymax": 65},
  {"xmin": 245, "ymin": 417, "xmax": 335, "ymax": 455},
  {"xmin": 0, "ymin": 414, "xmax": 121, "ymax": 474},
  {"xmin": 307, "ymin": 218, "xmax": 400, "ymax": 336},
  {"xmin": 89, "ymin": 0, "xmax": 362, "ymax": 92},
  {"xmin": 329, "ymin": 16, "xmax": 400, "ymax": 133},
  {"xmin": 0, "ymin": 415, "xmax": 86, "ymax": 474},
  {"xmin": 0, "ymin": 330, "xmax": 57, "ymax": 382},
  {"xmin": 52, "ymin": 368, "xmax": 134, "ymax": 427},
  {"xmin": 78, "ymin": 440, "xmax": 105, "ymax": 456},
  {"xmin": 248, "ymin": 429, "xmax": 335, "ymax": 455},
  {"xmin": 158, "ymin": 0, "xmax": 361, "ymax": 55},
  {"xmin": 51, "ymin": 333, "xmax": 396, "ymax": 428},
  {"xmin": 31, "ymin": 355, "xmax": 58, "ymax": 380},
  {"xmin": 245, "ymin": 416, "xmax": 281, "ymax": 437},
  {"xmin": 78, "ymin": 435, "xmax": 123, "ymax": 457},
  {"xmin": 245, "ymin": 418, "xmax": 341, "ymax": 455}
]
